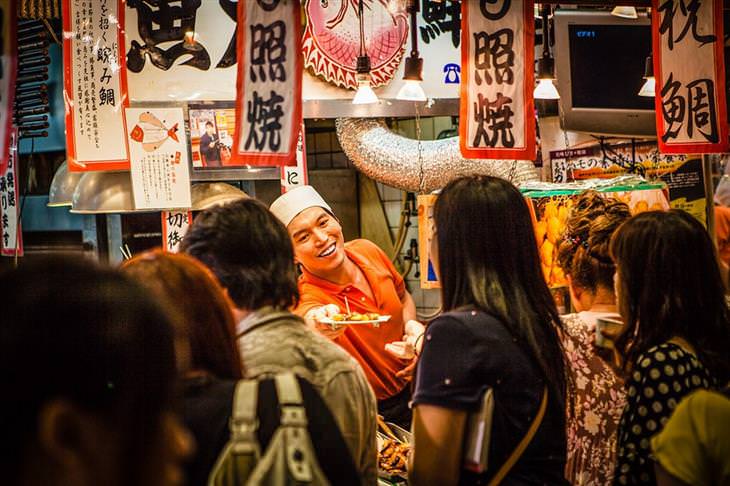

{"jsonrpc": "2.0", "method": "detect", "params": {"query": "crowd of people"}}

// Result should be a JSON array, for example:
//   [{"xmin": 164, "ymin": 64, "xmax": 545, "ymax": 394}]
[{"xmin": 3, "ymin": 175, "xmax": 729, "ymax": 486}]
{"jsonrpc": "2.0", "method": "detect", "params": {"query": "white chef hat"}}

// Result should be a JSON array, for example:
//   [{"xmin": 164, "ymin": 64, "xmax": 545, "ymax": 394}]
[{"xmin": 269, "ymin": 185, "xmax": 333, "ymax": 228}]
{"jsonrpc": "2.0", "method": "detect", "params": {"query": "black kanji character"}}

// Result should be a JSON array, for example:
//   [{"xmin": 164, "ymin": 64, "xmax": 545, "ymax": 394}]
[
  {"xmin": 99, "ymin": 87, "xmax": 116, "ymax": 106},
  {"xmin": 420, "ymin": 0, "xmax": 461, "ymax": 48},
  {"xmin": 217, "ymin": 0, "xmax": 238, "ymax": 68},
  {"xmin": 167, "ymin": 230, "xmax": 183, "ymax": 248},
  {"xmin": 97, "ymin": 47, "xmax": 112, "ymax": 64},
  {"xmin": 256, "ymin": 0, "xmax": 281, "ymax": 11},
  {"xmin": 0, "ymin": 176, "xmax": 6, "ymax": 193},
  {"xmin": 473, "ymin": 92, "xmax": 515, "ymax": 148},
  {"xmin": 126, "ymin": 0, "xmax": 211, "ymax": 72},
  {"xmin": 246, "ymin": 90, "xmax": 284, "ymax": 152},
  {"xmin": 658, "ymin": 0, "xmax": 717, "ymax": 50},
  {"xmin": 660, "ymin": 73, "xmax": 686, "ymax": 142},
  {"xmin": 250, "ymin": 21, "xmax": 287, "ymax": 83},
  {"xmin": 473, "ymin": 28, "xmax": 514, "ymax": 86},
  {"xmin": 166, "ymin": 212, "xmax": 185, "ymax": 228},
  {"xmin": 687, "ymin": 78, "xmax": 719, "ymax": 143},
  {"xmin": 479, "ymin": 0, "xmax": 511, "ymax": 21}
]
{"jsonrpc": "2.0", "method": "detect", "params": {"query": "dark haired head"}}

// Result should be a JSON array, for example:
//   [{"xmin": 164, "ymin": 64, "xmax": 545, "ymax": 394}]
[
  {"xmin": 434, "ymin": 175, "xmax": 566, "ymax": 405},
  {"xmin": 121, "ymin": 250, "xmax": 243, "ymax": 380},
  {"xmin": 180, "ymin": 198, "xmax": 299, "ymax": 310},
  {"xmin": 0, "ymin": 256, "xmax": 181, "ymax": 485},
  {"xmin": 610, "ymin": 210, "xmax": 730, "ymax": 382},
  {"xmin": 557, "ymin": 191, "xmax": 631, "ymax": 293},
  {"xmin": 205, "ymin": 121, "xmax": 214, "ymax": 128}
]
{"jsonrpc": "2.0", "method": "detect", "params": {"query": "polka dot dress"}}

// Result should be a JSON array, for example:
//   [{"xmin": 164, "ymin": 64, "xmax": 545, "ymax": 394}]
[{"xmin": 613, "ymin": 342, "xmax": 714, "ymax": 485}]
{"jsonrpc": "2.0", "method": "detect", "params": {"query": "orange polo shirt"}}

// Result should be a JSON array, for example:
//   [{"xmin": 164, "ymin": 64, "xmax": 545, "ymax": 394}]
[{"xmin": 295, "ymin": 239, "xmax": 410, "ymax": 400}]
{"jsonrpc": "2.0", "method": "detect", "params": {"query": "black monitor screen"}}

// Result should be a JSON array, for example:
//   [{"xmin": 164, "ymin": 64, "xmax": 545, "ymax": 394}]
[{"xmin": 568, "ymin": 24, "xmax": 655, "ymax": 110}]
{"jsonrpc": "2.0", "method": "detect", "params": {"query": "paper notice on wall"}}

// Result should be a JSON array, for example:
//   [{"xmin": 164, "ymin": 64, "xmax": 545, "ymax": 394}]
[
  {"xmin": 280, "ymin": 125, "xmax": 308, "ymax": 193},
  {"xmin": 125, "ymin": 107, "xmax": 191, "ymax": 210},
  {"xmin": 63, "ymin": 0, "xmax": 130, "ymax": 170},
  {"xmin": 1, "ymin": 129, "xmax": 22, "ymax": 256},
  {"xmin": 161, "ymin": 210, "xmax": 192, "ymax": 253}
]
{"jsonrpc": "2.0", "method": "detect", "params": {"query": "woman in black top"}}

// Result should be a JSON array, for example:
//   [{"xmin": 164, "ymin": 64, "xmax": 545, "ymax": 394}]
[
  {"xmin": 410, "ymin": 176, "xmax": 569, "ymax": 485},
  {"xmin": 121, "ymin": 250, "xmax": 360, "ymax": 486},
  {"xmin": 609, "ymin": 210, "xmax": 730, "ymax": 485}
]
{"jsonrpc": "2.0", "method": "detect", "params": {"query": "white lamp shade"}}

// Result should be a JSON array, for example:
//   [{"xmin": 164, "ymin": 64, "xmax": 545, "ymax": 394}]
[
  {"xmin": 191, "ymin": 182, "xmax": 248, "ymax": 210},
  {"xmin": 534, "ymin": 79, "xmax": 560, "ymax": 100},
  {"xmin": 352, "ymin": 80, "xmax": 379, "ymax": 105},
  {"xmin": 70, "ymin": 171, "xmax": 136, "ymax": 214},
  {"xmin": 396, "ymin": 79, "xmax": 427, "ymax": 102},
  {"xmin": 638, "ymin": 77, "xmax": 656, "ymax": 97},
  {"xmin": 48, "ymin": 161, "xmax": 83, "ymax": 207},
  {"xmin": 611, "ymin": 6, "xmax": 638, "ymax": 19}
]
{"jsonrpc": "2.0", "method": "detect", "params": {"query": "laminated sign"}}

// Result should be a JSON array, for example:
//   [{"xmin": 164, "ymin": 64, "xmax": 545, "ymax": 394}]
[
  {"xmin": 0, "ymin": 0, "xmax": 16, "ymax": 175},
  {"xmin": 460, "ymin": 0, "xmax": 536, "ymax": 160},
  {"xmin": 652, "ymin": 0, "xmax": 728, "ymax": 154},
  {"xmin": 63, "ymin": 0, "xmax": 130, "ymax": 171},
  {"xmin": 1, "ymin": 129, "xmax": 22, "ymax": 257},
  {"xmin": 162, "ymin": 210, "xmax": 192, "ymax": 253},
  {"xmin": 232, "ymin": 0, "xmax": 303, "ymax": 167}
]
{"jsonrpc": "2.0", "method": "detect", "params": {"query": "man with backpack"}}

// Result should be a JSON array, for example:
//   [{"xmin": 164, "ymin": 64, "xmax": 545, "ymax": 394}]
[{"xmin": 181, "ymin": 198, "xmax": 378, "ymax": 485}]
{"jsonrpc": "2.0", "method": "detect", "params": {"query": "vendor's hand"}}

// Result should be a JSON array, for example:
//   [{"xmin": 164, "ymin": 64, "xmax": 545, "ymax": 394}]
[
  {"xmin": 396, "ymin": 357, "xmax": 417, "ymax": 380},
  {"xmin": 304, "ymin": 304, "xmax": 346, "ymax": 339},
  {"xmin": 385, "ymin": 341, "xmax": 416, "ymax": 360},
  {"xmin": 404, "ymin": 320, "xmax": 426, "ymax": 354}
]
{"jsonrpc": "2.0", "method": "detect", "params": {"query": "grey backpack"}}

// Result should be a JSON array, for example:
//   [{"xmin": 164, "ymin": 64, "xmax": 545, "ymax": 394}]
[{"xmin": 208, "ymin": 373, "xmax": 330, "ymax": 486}]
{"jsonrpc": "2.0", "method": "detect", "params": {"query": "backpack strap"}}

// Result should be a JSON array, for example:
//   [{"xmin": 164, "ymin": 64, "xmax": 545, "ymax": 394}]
[
  {"xmin": 274, "ymin": 373, "xmax": 314, "ymax": 482},
  {"xmin": 230, "ymin": 379, "xmax": 260, "ymax": 454}
]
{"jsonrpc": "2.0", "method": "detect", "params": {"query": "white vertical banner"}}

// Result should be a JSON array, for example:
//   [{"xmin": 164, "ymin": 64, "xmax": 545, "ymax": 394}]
[
  {"xmin": 63, "ymin": 0, "xmax": 130, "ymax": 171},
  {"xmin": 231, "ymin": 0, "xmax": 302, "ymax": 167},
  {"xmin": 126, "ymin": 107, "xmax": 192, "ymax": 210},
  {"xmin": 161, "ymin": 210, "xmax": 192, "ymax": 253},
  {"xmin": 0, "ymin": 0, "xmax": 16, "ymax": 175},
  {"xmin": 652, "ymin": 0, "xmax": 728, "ymax": 154},
  {"xmin": 280, "ymin": 124, "xmax": 308, "ymax": 193},
  {"xmin": 1, "ymin": 129, "xmax": 22, "ymax": 257},
  {"xmin": 460, "ymin": 0, "xmax": 536, "ymax": 160}
]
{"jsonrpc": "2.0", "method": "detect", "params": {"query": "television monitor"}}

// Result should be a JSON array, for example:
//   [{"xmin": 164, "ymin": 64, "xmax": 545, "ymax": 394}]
[{"xmin": 553, "ymin": 10, "xmax": 656, "ymax": 137}]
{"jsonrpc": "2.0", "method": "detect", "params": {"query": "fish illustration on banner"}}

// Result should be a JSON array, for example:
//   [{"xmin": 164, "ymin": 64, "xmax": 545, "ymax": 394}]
[{"xmin": 130, "ymin": 111, "xmax": 180, "ymax": 152}]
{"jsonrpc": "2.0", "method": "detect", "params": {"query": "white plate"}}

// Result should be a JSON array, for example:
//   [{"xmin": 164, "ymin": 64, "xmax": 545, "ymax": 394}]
[{"xmin": 319, "ymin": 315, "xmax": 392, "ymax": 326}]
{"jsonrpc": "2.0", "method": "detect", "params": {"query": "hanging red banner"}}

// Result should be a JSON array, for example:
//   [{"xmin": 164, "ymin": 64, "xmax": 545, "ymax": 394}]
[
  {"xmin": 231, "ymin": 0, "xmax": 302, "ymax": 167},
  {"xmin": 63, "ymin": 0, "xmax": 130, "ymax": 171},
  {"xmin": 460, "ymin": 0, "xmax": 536, "ymax": 160},
  {"xmin": 0, "ymin": 0, "xmax": 17, "ymax": 175},
  {"xmin": 652, "ymin": 0, "xmax": 728, "ymax": 154}
]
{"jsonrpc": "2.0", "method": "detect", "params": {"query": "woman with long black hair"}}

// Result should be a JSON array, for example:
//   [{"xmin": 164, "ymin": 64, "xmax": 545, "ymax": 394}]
[
  {"xmin": 409, "ymin": 175, "xmax": 569, "ymax": 485},
  {"xmin": 610, "ymin": 210, "xmax": 730, "ymax": 486}
]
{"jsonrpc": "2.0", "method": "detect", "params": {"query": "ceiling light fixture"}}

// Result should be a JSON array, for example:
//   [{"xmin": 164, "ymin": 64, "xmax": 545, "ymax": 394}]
[
  {"xmin": 638, "ymin": 53, "xmax": 655, "ymax": 97},
  {"xmin": 396, "ymin": 0, "xmax": 427, "ymax": 102},
  {"xmin": 353, "ymin": 0, "xmax": 378, "ymax": 105},
  {"xmin": 611, "ymin": 6, "xmax": 639, "ymax": 19},
  {"xmin": 534, "ymin": 5, "xmax": 559, "ymax": 100}
]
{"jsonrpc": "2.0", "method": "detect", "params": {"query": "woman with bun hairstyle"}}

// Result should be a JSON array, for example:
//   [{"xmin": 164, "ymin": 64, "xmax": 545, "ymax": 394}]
[{"xmin": 556, "ymin": 191, "xmax": 631, "ymax": 485}]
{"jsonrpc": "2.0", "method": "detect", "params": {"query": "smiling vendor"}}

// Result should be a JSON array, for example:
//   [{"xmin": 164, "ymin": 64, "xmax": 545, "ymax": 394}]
[{"xmin": 271, "ymin": 185, "xmax": 420, "ymax": 428}]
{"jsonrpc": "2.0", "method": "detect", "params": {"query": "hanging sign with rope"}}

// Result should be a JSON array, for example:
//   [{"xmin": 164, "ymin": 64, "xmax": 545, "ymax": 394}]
[
  {"xmin": 652, "ymin": 0, "xmax": 728, "ymax": 154},
  {"xmin": 460, "ymin": 0, "xmax": 536, "ymax": 160},
  {"xmin": 231, "ymin": 0, "xmax": 303, "ymax": 167}
]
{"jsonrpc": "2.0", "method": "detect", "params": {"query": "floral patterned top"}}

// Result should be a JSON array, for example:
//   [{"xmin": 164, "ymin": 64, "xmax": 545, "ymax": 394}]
[{"xmin": 561, "ymin": 312, "xmax": 626, "ymax": 486}]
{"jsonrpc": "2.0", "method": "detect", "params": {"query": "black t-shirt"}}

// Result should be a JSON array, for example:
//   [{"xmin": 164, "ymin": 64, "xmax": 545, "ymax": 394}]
[
  {"xmin": 183, "ymin": 374, "xmax": 361, "ymax": 486},
  {"xmin": 413, "ymin": 309, "xmax": 568, "ymax": 485}
]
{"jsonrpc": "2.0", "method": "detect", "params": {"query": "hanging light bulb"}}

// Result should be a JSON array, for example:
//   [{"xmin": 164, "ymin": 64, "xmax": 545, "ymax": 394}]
[
  {"xmin": 534, "ymin": 5, "xmax": 559, "ymax": 100},
  {"xmin": 638, "ymin": 54, "xmax": 655, "ymax": 97},
  {"xmin": 611, "ymin": 6, "xmax": 638, "ymax": 19},
  {"xmin": 397, "ymin": 0, "xmax": 427, "ymax": 102},
  {"xmin": 352, "ymin": 0, "xmax": 378, "ymax": 105}
]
